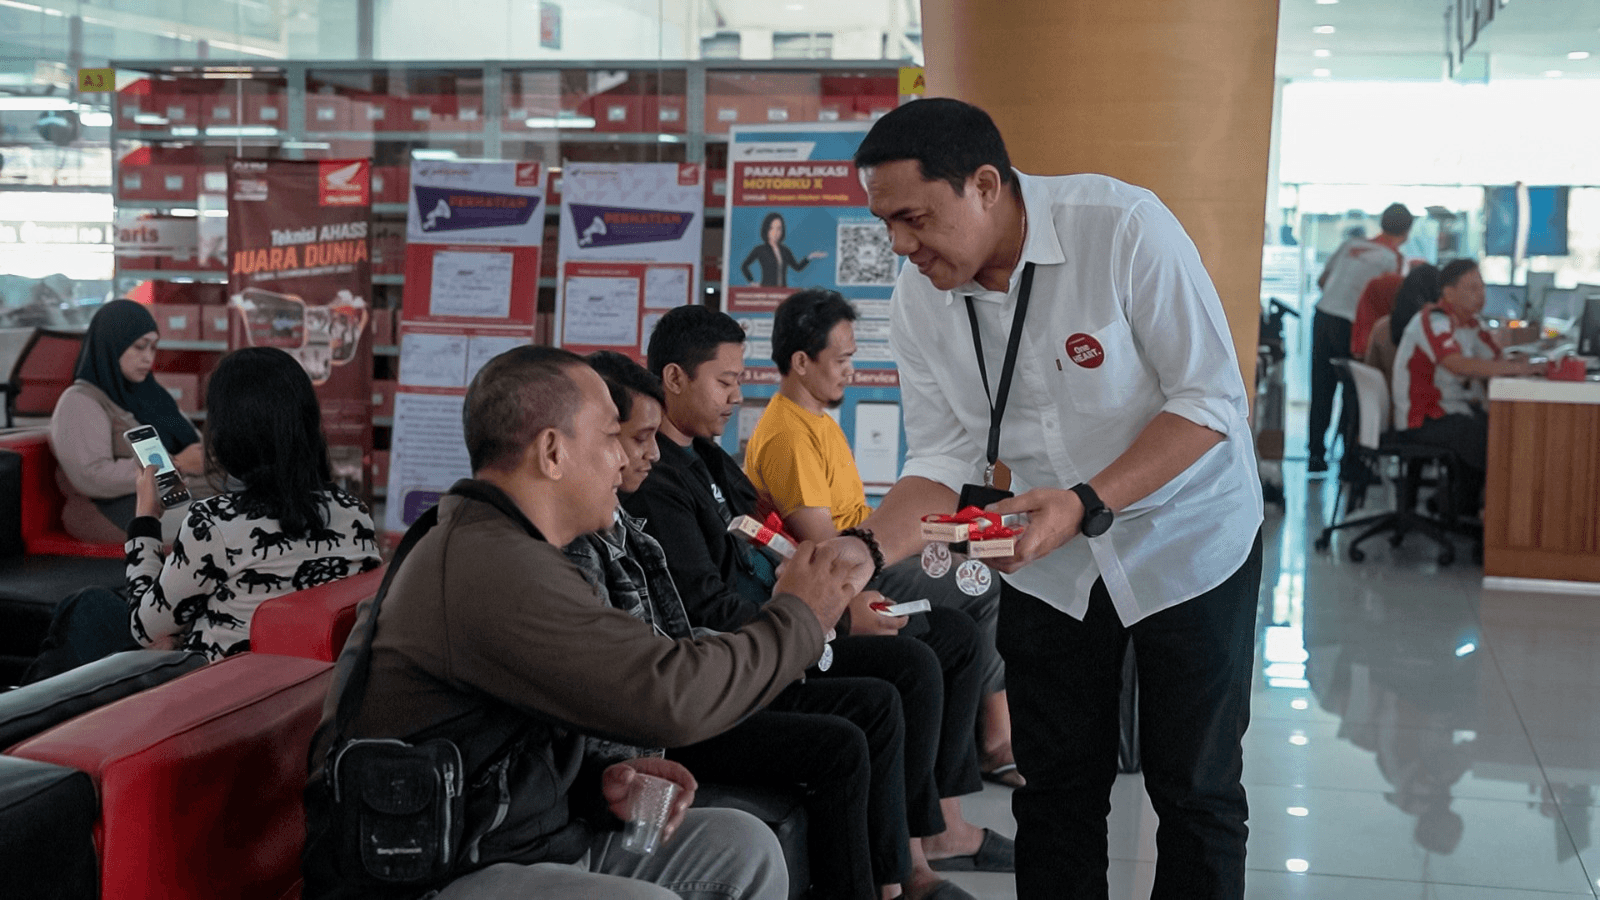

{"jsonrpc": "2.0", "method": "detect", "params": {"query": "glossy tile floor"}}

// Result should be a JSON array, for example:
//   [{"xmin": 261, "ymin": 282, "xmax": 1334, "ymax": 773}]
[{"xmin": 941, "ymin": 460, "xmax": 1600, "ymax": 899}]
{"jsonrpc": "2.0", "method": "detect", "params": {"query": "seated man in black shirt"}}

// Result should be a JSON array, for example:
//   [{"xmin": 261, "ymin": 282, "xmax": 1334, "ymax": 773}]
[{"xmin": 626, "ymin": 307, "xmax": 1014, "ymax": 888}]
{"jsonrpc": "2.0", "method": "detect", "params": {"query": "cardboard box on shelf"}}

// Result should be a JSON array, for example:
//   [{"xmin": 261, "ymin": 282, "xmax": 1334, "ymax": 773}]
[
  {"xmin": 305, "ymin": 94, "xmax": 350, "ymax": 131},
  {"xmin": 158, "ymin": 372, "xmax": 202, "ymax": 413},
  {"xmin": 352, "ymin": 96, "xmax": 392, "ymax": 130},
  {"xmin": 152, "ymin": 303, "xmax": 202, "ymax": 342},
  {"xmin": 649, "ymin": 95, "xmax": 687, "ymax": 133},
  {"xmin": 244, "ymin": 94, "xmax": 285, "ymax": 128},
  {"xmin": 151, "ymin": 86, "xmax": 201, "ymax": 130},
  {"xmin": 372, "ymin": 380, "xmax": 396, "ymax": 418},
  {"xmin": 371, "ymin": 450, "xmax": 390, "ymax": 486},
  {"xmin": 200, "ymin": 307, "xmax": 233, "ymax": 343},
  {"xmin": 587, "ymin": 95, "xmax": 641, "ymax": 132},
  {"xmin": 370, "ymin": 309, "xmax": 394, "ymax": 345}
]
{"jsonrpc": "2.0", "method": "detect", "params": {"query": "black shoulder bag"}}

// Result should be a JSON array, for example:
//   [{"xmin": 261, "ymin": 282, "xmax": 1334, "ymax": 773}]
[{"xmin": 319, "ymin": 499, "xmax": 463, "ymax": 887}]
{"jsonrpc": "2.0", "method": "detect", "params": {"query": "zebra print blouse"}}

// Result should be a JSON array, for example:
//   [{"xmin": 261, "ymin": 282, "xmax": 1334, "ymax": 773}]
[{"xmin": 125, "ymin": 487, "xmax": 382, "ymax": 660}]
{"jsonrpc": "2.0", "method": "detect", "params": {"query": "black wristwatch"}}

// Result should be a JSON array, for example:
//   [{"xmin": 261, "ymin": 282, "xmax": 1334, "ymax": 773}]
[{"xmin": 1069, "ymin": 483, "xmax": 1114, "ymax": 538}]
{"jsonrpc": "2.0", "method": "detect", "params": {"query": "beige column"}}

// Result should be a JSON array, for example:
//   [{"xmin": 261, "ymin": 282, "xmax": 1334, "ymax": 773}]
[{"xmin": 920, "ymin": 0, "xmax": 1280, "ymax": 394}]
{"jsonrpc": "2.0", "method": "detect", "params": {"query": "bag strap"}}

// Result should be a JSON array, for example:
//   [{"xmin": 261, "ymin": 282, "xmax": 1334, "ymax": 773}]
[{"xmin": 321, "ymin": 479, "xmax": 549, "ymax": 757}]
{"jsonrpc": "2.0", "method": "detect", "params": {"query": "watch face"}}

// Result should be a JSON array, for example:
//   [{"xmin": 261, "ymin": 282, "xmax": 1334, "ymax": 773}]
[{"xmin": 1083, "ymin": 507, "xmax": 1113, "ymax": 537}]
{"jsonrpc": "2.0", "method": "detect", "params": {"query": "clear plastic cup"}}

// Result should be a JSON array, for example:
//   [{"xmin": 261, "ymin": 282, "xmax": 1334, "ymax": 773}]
[{"xmin": 620, "ymin": 773, "xmax": 680, "ymax": 855}]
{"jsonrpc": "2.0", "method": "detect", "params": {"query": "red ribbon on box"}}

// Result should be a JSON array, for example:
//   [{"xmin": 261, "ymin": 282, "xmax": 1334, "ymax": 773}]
[
  {"xmin": 925, "ymin": 506, "xmax": 1019, "ymax": 541},
  {"xmin": 753, "ymin": 512, "xmax": 792, "ymax": 546}
]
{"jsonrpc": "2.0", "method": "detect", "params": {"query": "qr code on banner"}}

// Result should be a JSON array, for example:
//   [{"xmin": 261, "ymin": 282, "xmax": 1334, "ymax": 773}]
[{"xmin": 836, "ymin": 222, "xmax": 898, "ymax": 286}]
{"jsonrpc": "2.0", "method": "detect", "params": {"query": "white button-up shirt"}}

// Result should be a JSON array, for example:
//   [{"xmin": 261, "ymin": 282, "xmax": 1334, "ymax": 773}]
[{"xmin": 890, "ymin": 172, "xmax": 1264, "ymax": 625}]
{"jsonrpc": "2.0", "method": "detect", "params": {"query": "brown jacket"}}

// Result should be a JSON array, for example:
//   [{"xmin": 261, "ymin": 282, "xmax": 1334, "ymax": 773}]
[{"xmin": 304, "ymin": 485, "xmax": 822, "ymax": 896}]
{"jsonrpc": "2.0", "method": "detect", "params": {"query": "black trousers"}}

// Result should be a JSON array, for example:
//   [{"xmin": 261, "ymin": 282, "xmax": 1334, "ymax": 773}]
[
  {"xmin": 827, "ymin": 606, "xmax": 985, "ymax": 834},
  {"xmin": 671, "ymin": 676, "xmax": 906, "ymax": 898},
  {"xmin": 1399, "ymin": 409, "xmax": 1488, "ymax": 516},
  {"xmin": 996, "ymin": 534, "xmax": 1263, "ymax": 900},
  {"xmin": 23, "ymin": 586, "xmax": 140, "ymax": 684},
  {"xmin": 1309, "ymin": 310, "xmax": 1353, "ymax": 463}
]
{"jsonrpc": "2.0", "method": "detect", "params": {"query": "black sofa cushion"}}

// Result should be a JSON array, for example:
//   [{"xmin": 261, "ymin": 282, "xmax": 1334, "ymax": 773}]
[
  {"xmin": 0, "ymin": 649, "xmax": 205, "ymax": 750},
  {"xmin": 0, "ymin": 755, "xmax": 97, "ymax": 899},
  {"xmin": 694, "ymin": 783, "xmax": 810, "ymax": 900},
  {"xmin": 0, "ymin": 554, "xmax": 128, "ymax": 684}
]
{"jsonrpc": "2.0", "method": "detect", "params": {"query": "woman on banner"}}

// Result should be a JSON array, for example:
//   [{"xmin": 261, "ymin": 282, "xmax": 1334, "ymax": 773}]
[{"xmin": 742, "ymin": 211, "xmax": 828, "ymax": 287}]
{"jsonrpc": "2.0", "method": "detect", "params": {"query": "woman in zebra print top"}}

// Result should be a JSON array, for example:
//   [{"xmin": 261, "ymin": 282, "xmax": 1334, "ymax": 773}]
[{"xmin": 26, "ymin": 348, "xmax": 381, "ymax": 679}]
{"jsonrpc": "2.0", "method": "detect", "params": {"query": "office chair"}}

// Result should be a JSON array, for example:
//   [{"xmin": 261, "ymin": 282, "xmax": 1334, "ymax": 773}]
[{"xmin": 1314, "ymin": 359, "xmax": 1461, "ymax": 566}]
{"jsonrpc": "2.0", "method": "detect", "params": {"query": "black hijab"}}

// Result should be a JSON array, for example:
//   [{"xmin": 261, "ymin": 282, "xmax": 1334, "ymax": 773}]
[{"xmin": 74, "ymin": 299, "xmax": 200, "ymax": 454}]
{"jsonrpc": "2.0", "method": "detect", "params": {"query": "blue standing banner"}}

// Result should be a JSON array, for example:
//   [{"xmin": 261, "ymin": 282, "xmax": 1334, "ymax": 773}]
[{"xmin": 720, "ymin": 124, "xmax": 904, "ymax": 493}]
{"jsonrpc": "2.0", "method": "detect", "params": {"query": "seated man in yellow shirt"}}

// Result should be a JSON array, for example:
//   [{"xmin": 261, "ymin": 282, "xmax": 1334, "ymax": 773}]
[{"xmin": 746, "ymin": 288, "xmax": 1019, "ymax": 787}]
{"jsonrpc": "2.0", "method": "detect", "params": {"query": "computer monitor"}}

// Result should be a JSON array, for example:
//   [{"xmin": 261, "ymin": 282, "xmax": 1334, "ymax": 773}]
[
  {"xmin": 1578, "ymin": 289, "xmax": 1600, "ymax": 358},
  {"xmin": 1482, "ymin": 284, "xmax": 1526, "ymax": 321}
]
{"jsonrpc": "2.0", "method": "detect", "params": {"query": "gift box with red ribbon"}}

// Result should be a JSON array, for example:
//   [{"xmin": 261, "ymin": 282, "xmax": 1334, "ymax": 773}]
[
  {"xmin": 920, "ymin": 507, "xmax": 1022, "ymax": 558},
  {"xmin": 728, "ymin": 513, "xmax": 798, "ymax": 560}
]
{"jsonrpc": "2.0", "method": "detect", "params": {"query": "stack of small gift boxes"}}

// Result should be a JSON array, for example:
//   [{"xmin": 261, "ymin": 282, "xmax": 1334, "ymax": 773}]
[{"xmin": 918, "ymin": 507, "xmax": 1022, "ymax": 558}]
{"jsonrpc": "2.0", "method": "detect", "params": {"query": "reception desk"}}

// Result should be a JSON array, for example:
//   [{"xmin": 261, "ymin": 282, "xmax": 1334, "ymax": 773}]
[{"xmin": 1484, "ymin": 377, "xmax": 1600, "ymax": 583}]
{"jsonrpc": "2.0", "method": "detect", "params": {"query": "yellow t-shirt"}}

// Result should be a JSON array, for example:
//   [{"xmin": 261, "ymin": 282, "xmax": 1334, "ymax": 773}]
[{"xmin": 745, "ymin": 391, "xmax": 872, "ymax": 530}]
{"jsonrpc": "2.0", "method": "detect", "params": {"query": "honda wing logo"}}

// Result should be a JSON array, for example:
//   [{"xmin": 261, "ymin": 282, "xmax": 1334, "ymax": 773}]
[{"xmin": 318, "ymin": 160, "xmax": 370, "ymax": 206}]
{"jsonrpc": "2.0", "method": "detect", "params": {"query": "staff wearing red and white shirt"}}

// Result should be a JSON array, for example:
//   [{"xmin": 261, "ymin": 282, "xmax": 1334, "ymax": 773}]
[{"xmin": 1392, "ymin": 258, "xmax": 1539, "ymax": 493}]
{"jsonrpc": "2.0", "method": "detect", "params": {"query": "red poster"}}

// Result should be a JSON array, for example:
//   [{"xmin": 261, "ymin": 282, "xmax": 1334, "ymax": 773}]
[{"xmin": 226, "ymin": 158, "xmax": 375, "ymax": 489}]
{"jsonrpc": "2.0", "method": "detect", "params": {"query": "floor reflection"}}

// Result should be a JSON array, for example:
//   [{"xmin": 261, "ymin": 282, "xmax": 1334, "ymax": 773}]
[{"xmin": 946, "ymin": 459, "xmax": 1600, "ymax": 898}]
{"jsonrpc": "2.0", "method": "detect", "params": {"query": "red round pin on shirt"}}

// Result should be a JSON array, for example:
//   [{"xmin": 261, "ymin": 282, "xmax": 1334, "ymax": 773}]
[{"xmin": 1065, "ymin": 333, "xmax": 1105, "ymax": 369}]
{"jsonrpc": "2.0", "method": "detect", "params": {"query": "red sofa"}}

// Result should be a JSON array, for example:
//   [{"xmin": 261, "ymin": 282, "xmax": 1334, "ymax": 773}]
[
  {"xmin": 0, "ymin": 430, "xmax": 124, "ymax": 558},
  {"xmin": 249, "ymin": 566, "xmax": 385, "ymax": 662},
  {"xmin": 8, "ymin": 652, "xmax": 334, "ymax": 900}
]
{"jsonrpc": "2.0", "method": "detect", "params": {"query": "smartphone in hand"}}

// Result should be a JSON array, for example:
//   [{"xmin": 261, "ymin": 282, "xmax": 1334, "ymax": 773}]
[{"xmin": 123, "ymin": 425, "xmax": 192, "ymax": 508}]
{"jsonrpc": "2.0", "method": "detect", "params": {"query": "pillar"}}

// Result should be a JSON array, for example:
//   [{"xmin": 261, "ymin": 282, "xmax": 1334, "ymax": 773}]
[{"xmin": 920, "ymin": 0, "xmax": 1280, "ymax": 394}]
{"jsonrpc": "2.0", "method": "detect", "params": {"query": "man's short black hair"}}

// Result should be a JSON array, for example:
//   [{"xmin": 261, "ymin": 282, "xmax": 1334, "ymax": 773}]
[
  {"xmin": 1438, "ymin": 257, "xmax": 1479, "ymax": 289},
  {"xmin": 771, "ymin": 289, "xmax": 857, "ymax": 375},
  {"xmin": 645, "ymin": 304, "xmax": 747, "ymax": 380},
  {"xmin": 853, "ymin": 98, "xmax": 1017, "ymax": 197},
  {"xmin": 1380, "ymin": 203, "xmax": 1415, "ymax": 237},
  {"xmin": 587, "ymin": 350, "xmax": 665, "ymax": 422},
  {"xmin": 463, "ymin": 345, "xmax": 586, "ymax": 473}
]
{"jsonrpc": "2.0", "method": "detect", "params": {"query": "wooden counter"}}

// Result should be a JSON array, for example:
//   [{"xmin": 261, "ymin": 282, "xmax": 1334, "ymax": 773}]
[{"xmin": 1484, "ymin": 377, "xmax": 1600, "ymax": 583}]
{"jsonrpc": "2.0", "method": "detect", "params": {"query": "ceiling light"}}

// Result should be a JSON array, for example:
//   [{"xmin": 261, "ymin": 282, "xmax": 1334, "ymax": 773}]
[
  {"xmin": 411, "ymin": 149, "xmax": 460, "ymax": 160},
  {"xmin": 1569, "ymin": 51, "xmax": 1591, "ymax": 60},
  {"xmin": 1287, "ymin": 807, "xmax": 1309, "ymax": 816},
  {"xmin": 1313, "ymin": 25, "xmax": 1336, "ymax": 34},
  {"xmin": 1312, "ymin": 68, "xmax": 1332, "ymax": 77},
  {"xmin": 0, "ymin": 96, "xmax": 75, "ymax": 111},
  {"xmin": 524, "ymin": 115, "xmax": 596, "ymax": 129},
  {"xmin": 1314, "ymin": 49, "xmax": 1331, "ymax": 58},
  {"xmin": 1315, "ymin": 0, "xmax": 1338, "ymax": 4},
  {"xmin": 1286, "ymin": 859, "xmax": 1311, "ymax": 873},
  {"xmin": 78, "ymin": 110, "xmax": 112, "ymax": 127},
  {"xmin": 1545, "ymin": 69, "xmax": 1565, "ymax": 77}
]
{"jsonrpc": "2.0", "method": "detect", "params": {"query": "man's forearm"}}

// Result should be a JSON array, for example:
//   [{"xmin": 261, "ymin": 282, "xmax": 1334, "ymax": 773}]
[
  {"xmin": 861, "ymin": 475, "xmax": 959, "ymax": 564},
  {"xmin": 1091, "ymin": 411, "xmax": 1225, "ymax": 512}
]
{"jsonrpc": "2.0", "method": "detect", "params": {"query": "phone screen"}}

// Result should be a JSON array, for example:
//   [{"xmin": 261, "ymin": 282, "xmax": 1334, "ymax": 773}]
[{"xmin": 126, "ymin": 429, "xmax": 175, "ymax": 475}]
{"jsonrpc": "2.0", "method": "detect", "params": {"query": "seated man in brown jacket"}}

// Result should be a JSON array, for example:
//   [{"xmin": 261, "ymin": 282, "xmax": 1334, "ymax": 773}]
[{"xmin": 302, "ymin": 346, "xmax": 872, "ymax": 900}]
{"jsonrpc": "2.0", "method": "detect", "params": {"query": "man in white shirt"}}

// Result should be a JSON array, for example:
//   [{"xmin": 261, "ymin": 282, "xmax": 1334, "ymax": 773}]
[
  {"xmin": 1308, "ymin": 204, "xmax": 1411, "ymax": 474},
  {"xmin": 853, "ymin": 98, "xmax": 1264, "ymax": 899}
]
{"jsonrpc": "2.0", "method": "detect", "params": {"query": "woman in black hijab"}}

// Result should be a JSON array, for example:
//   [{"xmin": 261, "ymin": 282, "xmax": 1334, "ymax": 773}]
[{"xmin": 49, "ymin": 299, "xmax": 203, "ymax": 542}]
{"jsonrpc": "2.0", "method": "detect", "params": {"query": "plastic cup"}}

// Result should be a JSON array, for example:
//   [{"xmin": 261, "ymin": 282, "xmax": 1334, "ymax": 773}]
[{"xmin": 620, "ymin": 773, "xmax": 680, "ymax": 855}]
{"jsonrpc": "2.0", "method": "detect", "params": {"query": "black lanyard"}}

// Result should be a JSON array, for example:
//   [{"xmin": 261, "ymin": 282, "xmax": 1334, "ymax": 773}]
[{"xmin": 963, "ymin": 261, "xmax": 1036, "ymax": 484}]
